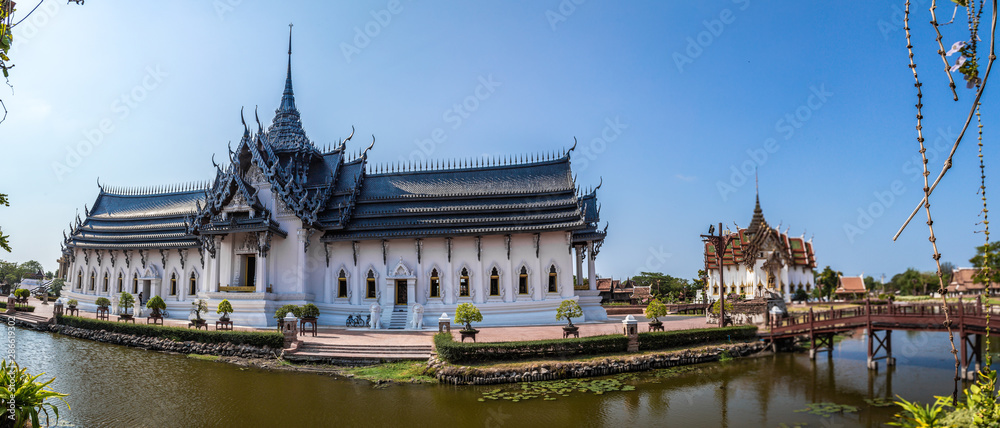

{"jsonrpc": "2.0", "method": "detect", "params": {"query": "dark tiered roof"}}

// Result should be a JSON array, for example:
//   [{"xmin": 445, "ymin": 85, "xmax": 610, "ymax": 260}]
[
  {"xmin": 64, "ymin": 30, "xmax": 605, "ymax": 253},
  {"xmin": 65, "ymin": 185, "xmax": 207, "ymax": 249}
]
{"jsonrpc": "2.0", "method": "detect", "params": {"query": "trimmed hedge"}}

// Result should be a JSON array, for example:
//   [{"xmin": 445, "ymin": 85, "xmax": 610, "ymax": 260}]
[
  {"xmin": 57, "ymin": 315, "xmax": 283, "ymax": 349},
  {"xmin": 434, "ymin": 325, "xmax": 760, "ymax": 364},
  {"xmin": 638, "ymin": 325, "xmax": 758, "ymax": 351},
  {"xmin": 0, "ymin": 302, "xmax": 35, "ymax": 312},
  {"xmin": 435, "ymin": 332, "xmax": 629, "ymax": 364}
]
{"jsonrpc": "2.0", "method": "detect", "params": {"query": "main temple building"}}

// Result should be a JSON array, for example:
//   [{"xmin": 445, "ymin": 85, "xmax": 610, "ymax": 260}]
[{"xmin": 58, "ymin": 33, "xmax": 607, "ymax": 328}]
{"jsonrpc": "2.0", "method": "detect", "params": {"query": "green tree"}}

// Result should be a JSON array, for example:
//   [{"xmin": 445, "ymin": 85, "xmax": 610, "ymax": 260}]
[
  {"xmin": 644, "ymin": 299, "xmax": 668, "ymax": 323},
  {"xmin": 890, "ymin": 268, "xmax": 930, "ymax": 295},
  {"xmin": 49, "ymin": 278, "xmax": 64, "ymax": 297},
  {"xmin": 632, "ymin": 272, "xmax": 693, "ymax": 301},
  {"xmin": 145, "ymin": 295, "xmax": 166, "ymax": 316},
  {"xmin": 454, "ymin": 302, "xmax": 482, "ymax": 331},
  {"xmin": 971, "ymin": 242, "xmax": 1000, "ymax": 285},
  {"xmin": 555, "ymin": 300, "xmax": 583, "ymax": 327},
  {"xmin": 863, "ymin": 276, "xmax": 881, "ymax": 295},
  {"xmin": 217, "ymin": 299, "xmax": 233, "ymax": 319},
  {"xmin": 792, "ymin": 288, "xmax": 809, "ymax": 303},
  {"xmin": 118, "ymin": 292, "xmax": 134, "ymax": 315},
  {"xmin": 814, "ymin": 266, "xmax": 842, "ymax": 301}
]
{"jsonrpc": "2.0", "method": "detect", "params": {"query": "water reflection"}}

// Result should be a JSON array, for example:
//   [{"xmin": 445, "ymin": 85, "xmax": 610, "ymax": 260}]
[{"xmin": 12, "ymin": 328, "xmax": 990, "ymax": 427}]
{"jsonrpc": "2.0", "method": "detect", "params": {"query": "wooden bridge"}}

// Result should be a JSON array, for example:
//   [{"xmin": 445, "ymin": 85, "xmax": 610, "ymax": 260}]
[
  {"xmin": 761, "ymin": 298, "xmax": 998, "ymax": 379},
  {"xmin": 665, "ymin": 303, "xmax": 707, "ymax": 314}
]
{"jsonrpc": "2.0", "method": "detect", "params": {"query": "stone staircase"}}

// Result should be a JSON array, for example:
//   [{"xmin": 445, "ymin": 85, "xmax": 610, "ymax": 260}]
[
  {"xmin": 286, "ymin": 342, "xmax": 433, "ymax": 363},
  {"xmin": 387, "ymin": 305, "xmax": 408, "ymax": 329}
]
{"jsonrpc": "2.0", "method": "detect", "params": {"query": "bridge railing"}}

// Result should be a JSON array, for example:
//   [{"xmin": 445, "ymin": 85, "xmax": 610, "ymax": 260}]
[{"xmin": 769, "ymin": 297, "xmax": 988, "ymax": 334}]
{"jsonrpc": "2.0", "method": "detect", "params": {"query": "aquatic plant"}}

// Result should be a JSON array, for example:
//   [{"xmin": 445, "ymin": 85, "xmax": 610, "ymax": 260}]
[{"xmin": 0, "ymin": 359, "xmax": 68, "ymax": 428}]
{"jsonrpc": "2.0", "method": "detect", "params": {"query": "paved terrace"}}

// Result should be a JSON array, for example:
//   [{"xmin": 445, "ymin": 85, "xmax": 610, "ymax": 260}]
[{"xmin": 10, "ymin": 297, "xmax": 712, "ymax": 360}]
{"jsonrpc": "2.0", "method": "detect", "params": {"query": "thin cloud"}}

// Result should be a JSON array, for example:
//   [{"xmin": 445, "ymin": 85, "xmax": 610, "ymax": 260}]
[{"xmin": 675, "ymin": 174, "xmax": 696, "ymax": 182}]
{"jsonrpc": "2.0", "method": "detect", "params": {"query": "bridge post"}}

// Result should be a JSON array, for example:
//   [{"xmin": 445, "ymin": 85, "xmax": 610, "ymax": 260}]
[
  {"xmin": 885, "ymin": 330, "xmax": 895, "ymax": 366},
  {"xmin": 808, "ymin": 307, "xmax": 816, "ymax": 360}
]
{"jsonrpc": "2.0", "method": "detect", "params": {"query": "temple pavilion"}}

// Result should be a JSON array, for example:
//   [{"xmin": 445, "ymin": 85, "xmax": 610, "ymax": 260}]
[{"xmin": 703, "ymin": 194, "xmax": 817, "ymax": 301}]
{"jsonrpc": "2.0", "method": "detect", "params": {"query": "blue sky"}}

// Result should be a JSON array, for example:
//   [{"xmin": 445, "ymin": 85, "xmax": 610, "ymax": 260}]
[{"xmin": 1, "ymin": 0, "xmax": 997, "ymax": 282}]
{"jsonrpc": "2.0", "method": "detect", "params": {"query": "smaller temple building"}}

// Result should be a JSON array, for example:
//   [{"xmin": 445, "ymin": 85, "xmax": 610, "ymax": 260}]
[
  {"xmin": 835, "ymin": 275, "xmax": 867, "ymax": 299},
  {"xmin": 703, "ymin": 194, "xmax": 817, "ymax": 301},
  {"xmin": 947, "ymin": 268, "xmax": 1000, "ymax": 296}
]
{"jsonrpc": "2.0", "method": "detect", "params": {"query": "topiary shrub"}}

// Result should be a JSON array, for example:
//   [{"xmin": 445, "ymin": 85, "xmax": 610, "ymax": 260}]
[
  {"xmin": 217, "ymin": 299, "xmax": 233, "ymax": 320},
  {"xmin": 145, "ymin": 295, "xmax": 166, "ymax": 317},
  {"xmin": 454, "ymin": 303, "xmax": 482, "ymax": 332},
  {"xmin": 555, "ymin": 300, "xmax": 583, "ymax": 327},
  {"xmin": 119, "ymin": 292, "xmax": 135, "ymax": 315},
  {"xmin": 66, "ymin": 299, "xmax": 78, "ymax": 308},
  {"xmin": 274, "ymin": 304, "xmax": 301, "ymax": 320},
  {"xmin": 13, "ymin": 288, "xmax": 29, "ymax": 299},
  {"xmin": 644, "ymin": 299, "xmax": 668, "ymax": 323},
  {"xmin": 94, "ymin": 297, "xmax": 111, "ymax": 309},
  {"xmin": 300, "ymin": 303, "xmax": 320, "ymax": 319}
]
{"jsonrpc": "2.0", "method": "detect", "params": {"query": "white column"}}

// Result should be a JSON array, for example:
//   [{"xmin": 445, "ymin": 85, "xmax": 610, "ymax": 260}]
[
  {"xmin": 256, "ymin": 254, "xmax": 266, "ymax": 293},
  {"xmin": 574, "ymin": 245, "xmax": 584, "ymax": 287},
  {"xmin": 323, "ymin": 260, "xmax": 332, "ymax": 303},
  {"xmin": 587, "ymin": 241, "xmax": 597, "ymax": 291},
  {"xmin": 296, "ymin": 229, "xmax": 308, "ymax": 295},
  {"xmin": 352, "ymin": 243, "xmax": 362, "ymax": 306}
]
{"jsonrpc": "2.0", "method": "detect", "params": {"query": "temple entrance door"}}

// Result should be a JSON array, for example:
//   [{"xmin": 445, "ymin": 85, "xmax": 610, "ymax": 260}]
[
  {"xmin": 141, "ymin": 280, "xmax": 151, "ymax": 305},
  {"xmin": 396, "ymin": 279, "xmax": 407, "ymax": 305},
  {"xmin": 244, "ymin": 255, "xmax": 257, "ymax": 288}
]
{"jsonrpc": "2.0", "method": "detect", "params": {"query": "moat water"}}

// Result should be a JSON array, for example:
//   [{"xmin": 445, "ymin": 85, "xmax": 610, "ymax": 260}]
[{"xmin": 13, "ymin": 327, "xmax": 992, "ymax": 427}]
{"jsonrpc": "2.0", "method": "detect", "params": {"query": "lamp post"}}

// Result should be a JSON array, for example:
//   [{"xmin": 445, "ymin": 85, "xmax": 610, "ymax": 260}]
[{"xmin": 701, "ymin": 222, "xmax": 738, "ymax": 328}]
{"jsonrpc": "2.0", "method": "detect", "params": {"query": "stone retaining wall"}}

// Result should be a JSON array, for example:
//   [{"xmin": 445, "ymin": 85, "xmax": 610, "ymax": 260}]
[
  {"xmin": 45, "ymin": 324, "xmax": 279, "ymax": 359},
  {"xmin": 429, "ymin": 341, "xmax": 767, "ymax": 385}
]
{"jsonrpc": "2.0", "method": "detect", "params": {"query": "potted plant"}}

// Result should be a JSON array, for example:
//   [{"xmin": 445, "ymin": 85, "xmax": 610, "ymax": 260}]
[
  {"xmin": 13, "ymin": 288, "xmax": 29, "ymax": 304},
  {"xmin": 300, "ymin": 303, "xmax": 320, "ymax": 321},
  {"xmin": 555, "ymin": 300, "xmax": 583, "ymax": 333},
  {"xmin": 146, "ymin": 295, "xmax": 166, "ymax": 318},
  {"xmin": 95, "ymin": 297, "xmax": 111, "ymax": 311},
  {"xmin": 274, "ymin": 304, "xmax": 301, "ymax": 330},
  {"xmin": 645, "ymin": 298, "xmax": 668, "ymax": 330},
  {"xmin": 119, "ymin": 292, "xmax": 135, "ymax": 319},
  {"xmin": 217, "ymin": 299, "xmax": 234, "ymax": 322},
  {"xmin": 66, "ymin": 299, "xmax": 78, "ymax": 310},
  {"xmin": 190, "ymin": 299, "xmax": 208, "ymax": 327},
  {"xmin": 454, "ymin": 302, "xmax": 482, "ymax": 342}
]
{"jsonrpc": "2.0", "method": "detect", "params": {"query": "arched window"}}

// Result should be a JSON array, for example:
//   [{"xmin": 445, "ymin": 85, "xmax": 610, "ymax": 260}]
[
  {"xmin": 338, "ymin": 270, "xmax": 348, "ymax": 298},
  {"xmin": 518, "ymin": 267, "xmax": 528, "ymax": 295},
  {"xmin": 459, "ymin": 268, "xmax": 470, "ymax": 297},
  {"xmin": 548, "ymin": 266, "xmax": 558, "ymax": 293},
  {"xmin": 429, "ymin": 269, "xmax": 440, "ymax": 298},
  {"xmin": 89, "ymin": 272, "xmax": 95, "ymax": 290},
  {"xmin": 489, "ymin": 267, "xmax": 500, "ymax": 296},
  {"xmin": 102, "ymin": 273, "xmax": 109, "ymax": 292},
  {"xmin": 170, "ymin": 273, "xmax": 177, "ymax": 295},
  {"xmin": 77, "ymin": 270, "xmax": 82, "ymax": 290},
  {"xmin": 117, "ymin": 273, "xmax": 123, "ymax": 293},
  {"xmin": 189, "ymin": 272, "xmax": 197, "ymax": 295},
  {"xmin": 366, "ymin": 270, "xmax": 376, "ymax": 299},
  {"xmin": 132, "ymin": 272, "xmax": 139, "ymax": 293}
]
